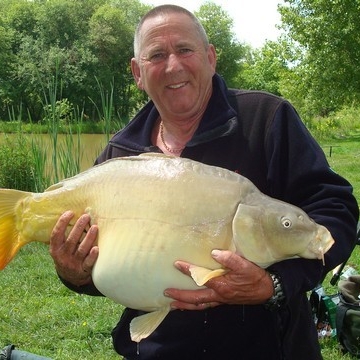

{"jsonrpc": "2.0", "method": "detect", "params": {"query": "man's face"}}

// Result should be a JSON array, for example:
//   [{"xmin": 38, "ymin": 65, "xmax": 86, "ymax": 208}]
[{"xmin": 131, "ymin": 12, "xmax": 217, "ymax": 120}]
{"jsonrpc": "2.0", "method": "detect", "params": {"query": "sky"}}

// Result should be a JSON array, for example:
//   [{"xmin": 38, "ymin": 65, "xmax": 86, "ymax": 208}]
[{"xmin": 142, "ymin": 0, "xmax": 284, "ymax": 48}]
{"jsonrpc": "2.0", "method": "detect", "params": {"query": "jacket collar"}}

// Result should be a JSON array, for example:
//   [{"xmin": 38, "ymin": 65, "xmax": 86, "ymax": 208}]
[{"xmin": 109, "ymin": 73, "xmax": 237, "ymax": 152}]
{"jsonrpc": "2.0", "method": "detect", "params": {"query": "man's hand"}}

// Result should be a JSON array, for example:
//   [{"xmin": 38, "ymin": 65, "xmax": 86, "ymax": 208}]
[
  {"xmin": 49, "ymin": 211, "xmax": 99, "ymax": 286},
  {"xmin": 164, "ymin": 250, "xmax": 274, "ymax": 310}
]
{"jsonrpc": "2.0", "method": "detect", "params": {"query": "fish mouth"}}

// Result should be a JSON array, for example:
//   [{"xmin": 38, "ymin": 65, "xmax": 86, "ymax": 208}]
[
  {"xmin": 315, "ymin": 227, "xmax": 335, "ymax": 265},
  {"xmin": 322, "ymin": 235, "xmax": 335, "ymax": 253}
]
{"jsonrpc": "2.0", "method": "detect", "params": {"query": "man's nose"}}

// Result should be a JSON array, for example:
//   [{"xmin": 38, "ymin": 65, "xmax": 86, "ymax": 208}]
[{"xmin": 165, "ymin": 53, "xmax": 183, "ymax": 72}]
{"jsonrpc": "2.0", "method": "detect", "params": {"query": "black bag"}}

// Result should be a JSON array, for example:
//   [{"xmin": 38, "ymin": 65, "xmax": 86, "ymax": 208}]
[
  {"xmin": 336, "ymin": 275, "xmax": 360, "ymax": 357},
  {"xmin": 310, "ymin": 286, "xmax": 338, "ymax": 338}
]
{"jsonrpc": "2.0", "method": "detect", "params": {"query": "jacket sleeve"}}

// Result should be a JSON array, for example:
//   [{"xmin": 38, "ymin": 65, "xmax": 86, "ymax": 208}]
[
  {"xmin": 58, "ymin": 275, "xmax": 104, "ymax": 296},
  {"xmin": 265, "ymin": 101, "xmax": 359, "ymax": 300}
]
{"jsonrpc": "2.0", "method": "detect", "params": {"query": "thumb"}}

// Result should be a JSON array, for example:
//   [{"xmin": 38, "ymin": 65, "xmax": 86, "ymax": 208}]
[{"xmin": 211, "ymin": 249, "xmax": 243, "ymax": 271}]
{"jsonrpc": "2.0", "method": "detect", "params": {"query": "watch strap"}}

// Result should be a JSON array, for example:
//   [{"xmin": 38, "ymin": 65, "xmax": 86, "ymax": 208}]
[{"xmin": 264, "ymin": 272, "xmax": 285, "ymax": 310}]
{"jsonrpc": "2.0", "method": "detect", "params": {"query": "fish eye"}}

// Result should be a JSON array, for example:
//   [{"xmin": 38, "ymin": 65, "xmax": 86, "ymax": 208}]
[{"xmin": 281, "ymin": 217, "xmax": 292, "ymax": 228}]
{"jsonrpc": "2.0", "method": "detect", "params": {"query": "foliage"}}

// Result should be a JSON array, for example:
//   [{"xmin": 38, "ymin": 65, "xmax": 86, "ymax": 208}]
[
  {"xmin": 0, "ymin": 134, "xmax": 42, "ymax": 191},
  {"xmin": 0, "ymin": 24, "xmax": 15, "ymax": 113},
  {"xmin": 0, "ymin": 0, "xmax": 249, "ymax": 123},
  {"xmin": 238, "ymin": 40, "xmax": 292, "ymax": 95},
  {"xmin": 88, "ymin": 2, "xmax": 136, "ymax": 118},
  {"xmin": 0, "ymin": 79, "xmax": 111, "ymax": 191},
  {"xmin": 1, "ymin": 0, "xmax": 360, "ymax": 121},
  {"xmin": 0, "ymin": 0, "xmax": 150, "ymax": 122},
  {"xmin": 43, "ymin": 98, "xmax": 74, "ymax": 126},
  {"xmin": 0, "ymin": 120, "xmax": 118, "ymax": 135},
  {"xmin": 308, "ymin": 105, "xmax": 360, "ymax": 140},
  {"xmin": 195, "ymin": 2, "xmax": 246, "ymax": 87},
  {"xmin": 278, "ymin": 0, "xmax": 360, "ymax": 116}
]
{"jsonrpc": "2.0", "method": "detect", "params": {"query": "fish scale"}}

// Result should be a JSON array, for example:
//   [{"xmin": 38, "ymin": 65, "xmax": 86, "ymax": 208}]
[{"xmin": 0, "ymin": 153, "xmax": 334, "ymax": 343}]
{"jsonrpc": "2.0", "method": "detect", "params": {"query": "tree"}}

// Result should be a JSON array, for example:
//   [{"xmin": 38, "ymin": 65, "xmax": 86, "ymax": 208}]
[
  {"xmin": 0, "ymin": 0, "xmax": 149, "ymax": 122},
  {"xmin": 8, "ymin": 0, "xmax": 102, "ymax": 120},
  {"xmin": 0, "ymin": 22, "xmax": 15, "ymax": 117},
  {"xmin": 195, "ymin": 1, "xmax": 245, "ymax": 87},
  {"xmin": 0, "ymin": 0, "xmax": 250, "ymax": 122},
  {"xmin": 239, "ymin": 40, "xmax": 290, "ymax": 96},
  {"xmin": 88, "ymin": 4, "xmax": 136, "ymax": 117},
  {"xmin": 279, "ymin": 0, "xmax": 360, "ymax": 115}
]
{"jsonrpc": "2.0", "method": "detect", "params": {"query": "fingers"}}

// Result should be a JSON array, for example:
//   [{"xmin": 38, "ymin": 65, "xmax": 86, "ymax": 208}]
[
  {"xmin": 168, "ymin": 250, "xmax": 272, "ymax": 309},
  {"xmin": 173, "ymin": 260, "xmax": 191, "ymax": 275},
  {"xmin": 167, "ymin": 254, "xmax": 231, "ymax": 310},
  {"xmin": 211, "ymin": 249, "xmax": 243, "ymax": 271},
  {"xmin": 170, "ymin": 300, "xmax": 221, "ymax": 311},
  {"xmin": 76, "ymin": 222, "xmax": 98, "ymax": 257},
  {"xmin": 64, "ymin": 213, "xmax": 92, "ymax": 255},
  {"xmin": 50, "ymin": 210, "xmax": 75, "ymax": 252},
  {"xmin": 81, "ymin": 235, "xmax": 99, "ymax": 273},
  {"xmin": 50, "ymin": 211, "xmax": 96, "ymax": 255},
  {"xmin": 49, "ymin": 211, "xmax": 99, "ymax": 286},
  {"xmin": 174, "ymin": 250, "xmax": 245, "ymax": 277},
  {"xmin": 164, "ymin": 287, "xmax": 221, "ymax": 310}
]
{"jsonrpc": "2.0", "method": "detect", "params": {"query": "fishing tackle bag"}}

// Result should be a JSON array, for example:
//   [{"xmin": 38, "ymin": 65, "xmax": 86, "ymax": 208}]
[
  {"xmin": 310, "ymin": 286, "xmax": 338, "ymax": 338},
  {"xmin": 336, "ymin": 275, "xmax": 360, "ymax": 357}
]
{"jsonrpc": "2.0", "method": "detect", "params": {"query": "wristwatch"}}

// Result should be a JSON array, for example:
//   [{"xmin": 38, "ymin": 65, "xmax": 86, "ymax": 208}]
[{"xmin": 264, "ymin": 272, "xmax": 285, "ymax": 310}]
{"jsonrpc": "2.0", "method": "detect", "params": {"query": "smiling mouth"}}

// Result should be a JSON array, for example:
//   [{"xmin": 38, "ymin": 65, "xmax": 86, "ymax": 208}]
[{"xmin": 167, "ymin": 82, "xmax": 187, "ymax": 89}]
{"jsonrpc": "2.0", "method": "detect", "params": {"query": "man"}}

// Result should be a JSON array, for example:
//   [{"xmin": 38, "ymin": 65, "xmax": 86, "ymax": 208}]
[{"xmin": 50, "ymin": 5, "xmax": 359, "ymax": 359}]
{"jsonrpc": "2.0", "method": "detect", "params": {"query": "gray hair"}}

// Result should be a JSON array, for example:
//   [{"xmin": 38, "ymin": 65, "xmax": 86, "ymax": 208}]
[{"xmin": 134, "ymin": 5, "xmax": 209, "ymax": 59}]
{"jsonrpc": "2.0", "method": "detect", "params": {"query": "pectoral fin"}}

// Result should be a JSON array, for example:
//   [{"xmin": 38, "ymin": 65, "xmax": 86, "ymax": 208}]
[
  {"xmin": 130, "ymin": 306, "xmax": 170, "ymax": 343},
  {"xmin": 189, "ymin": 265, "xmax": 228, "ymax": 286}
]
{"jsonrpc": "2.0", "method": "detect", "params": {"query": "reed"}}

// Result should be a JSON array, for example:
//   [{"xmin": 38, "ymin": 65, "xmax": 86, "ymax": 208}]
[
  {"xmin": 30, "ymin": 139, "xmax": 51, "ymax": 192},
  {"xmin": 41, "ymin": 69, "xmax": 62, "ymax": 184},
  {"xmin": 56, "ymin": 106, "xmax": 85, "ymax": 180},
  {"xmin": 90, "ymin": 78, "xmax": 123, "ymax": 143}
]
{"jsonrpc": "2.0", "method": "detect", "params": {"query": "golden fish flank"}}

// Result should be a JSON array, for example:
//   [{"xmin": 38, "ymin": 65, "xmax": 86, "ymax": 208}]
[{"xmin": 0, "ymin": 153, "xmax": 334, "ymax": 343}]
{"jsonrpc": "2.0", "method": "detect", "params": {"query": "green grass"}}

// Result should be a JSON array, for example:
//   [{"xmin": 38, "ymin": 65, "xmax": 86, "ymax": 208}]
[
  {"xmin": 317, "ymin": 138, "xmax": 360, "ymax": 360},
  {"xmin": 0, "ymin": 138, "xmax": 358, "ymax": 359},
  {"xmin": 321, "ymin": 138, "xmax": 360, "ymax": 202},
  {"xmin": 0, "ymin": 243, "xmax": 123, "ymax": 359}
]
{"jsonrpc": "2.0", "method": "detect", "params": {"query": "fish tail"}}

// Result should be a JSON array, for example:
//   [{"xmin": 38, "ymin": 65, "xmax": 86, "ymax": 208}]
[{"xmin": 0, "ymin": 189, "xmax": 31, "ymax": 270}]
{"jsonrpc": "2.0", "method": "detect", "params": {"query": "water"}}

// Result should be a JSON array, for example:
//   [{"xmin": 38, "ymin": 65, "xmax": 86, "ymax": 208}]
[{"xmin": 0, "ymin": 133, "xmax": 110, "ymax": 173}]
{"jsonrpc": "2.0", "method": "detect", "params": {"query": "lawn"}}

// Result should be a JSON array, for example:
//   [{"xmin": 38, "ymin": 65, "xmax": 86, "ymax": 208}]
[
  {"xmin": 318, "ymin": 138, "xmax": 360, "ymax": 360},
  {"xmin": 0, "ymin": 138, "xmax": 358, "ymax": 359},
  {"xmin": 0, "ymin": 243, "xmax": 122, "ymax": 359}
]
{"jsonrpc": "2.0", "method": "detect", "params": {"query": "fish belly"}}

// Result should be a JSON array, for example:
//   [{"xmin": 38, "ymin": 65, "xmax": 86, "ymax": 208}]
[{"xmin": 92, "ymin": 217, "xmax": 233, "ymax": 311}]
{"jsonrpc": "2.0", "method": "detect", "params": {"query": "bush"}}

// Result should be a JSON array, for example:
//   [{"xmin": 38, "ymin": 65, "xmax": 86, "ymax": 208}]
[
  {"xmin": 309, "ymin": 105, "xmax": 360, "ymax": 140},
  {"xmin": 0, "ymin": 135, "xmax": 43, "ymax": 191}
]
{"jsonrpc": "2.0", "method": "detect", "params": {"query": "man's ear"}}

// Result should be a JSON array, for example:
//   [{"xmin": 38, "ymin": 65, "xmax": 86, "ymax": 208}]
[
  {"xmin": 207, "ymin": 44, "xmax": 217, "ymax": 73},
  {"xmin": 131, "ymin": 58, "xmax": 143, "ymax": 90}
]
